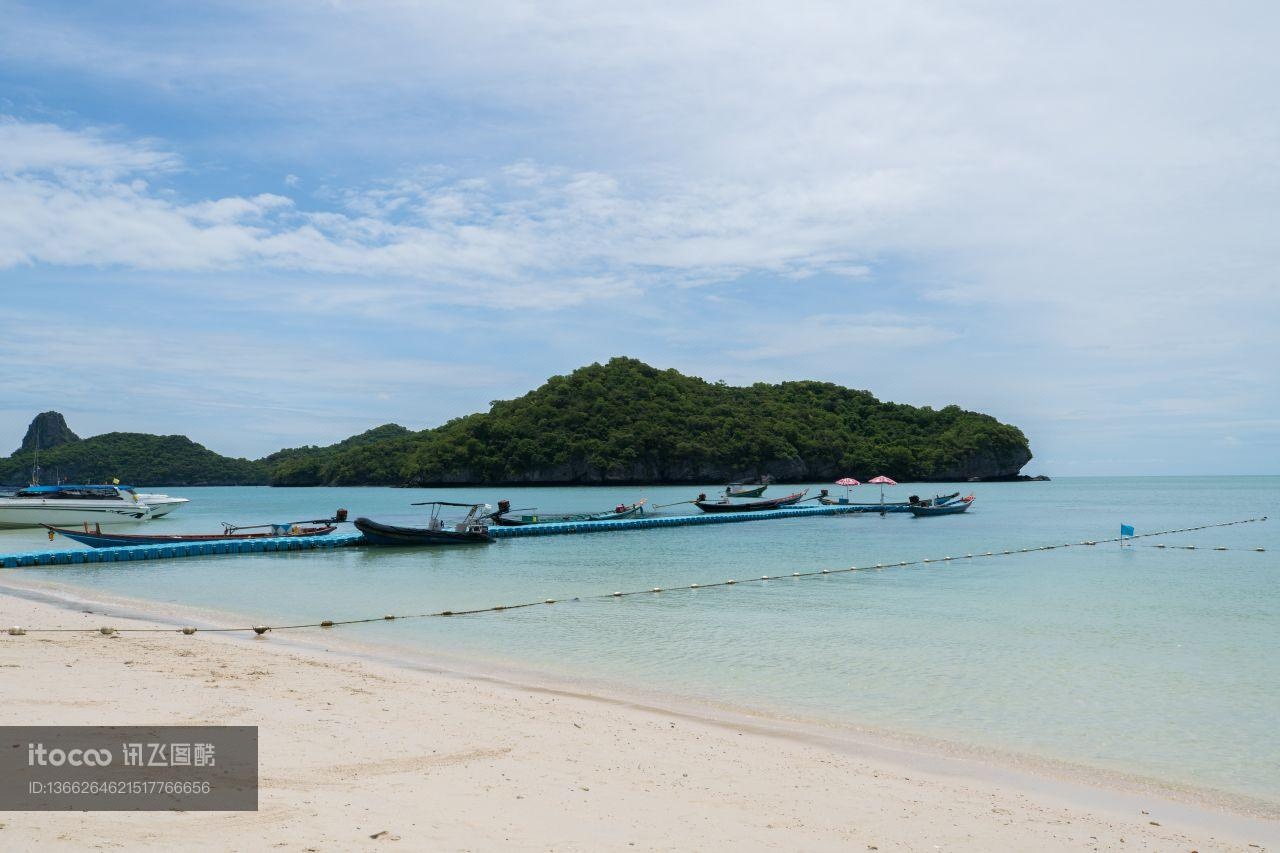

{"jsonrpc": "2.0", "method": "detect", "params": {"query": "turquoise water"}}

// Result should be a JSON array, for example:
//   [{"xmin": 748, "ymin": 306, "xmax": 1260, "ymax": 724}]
[{"xmin": 2, "ymin": 477, "xmax": 1277, "ymax": 804}]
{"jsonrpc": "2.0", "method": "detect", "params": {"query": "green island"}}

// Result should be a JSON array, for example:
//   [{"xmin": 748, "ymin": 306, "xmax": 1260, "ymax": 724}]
[{"xmin": 1, "ymin": 358, "xmax": 1033, "ymax": 487}]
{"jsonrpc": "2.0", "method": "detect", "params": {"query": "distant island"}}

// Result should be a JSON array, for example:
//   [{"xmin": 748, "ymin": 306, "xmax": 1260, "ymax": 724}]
[{"xmin": 1, "ymin": 358, "xmax": 1036, "ymax": 487}]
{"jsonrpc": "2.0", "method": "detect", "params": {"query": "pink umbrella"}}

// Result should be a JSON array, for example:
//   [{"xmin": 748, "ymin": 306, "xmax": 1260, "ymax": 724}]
[
  {"xmin": 868, "ymin": 475, "xmax": 897, "ymax": 504},
  {"xmin": 834, "ymin": 477, "xmax": 860, "ymax": 501}
]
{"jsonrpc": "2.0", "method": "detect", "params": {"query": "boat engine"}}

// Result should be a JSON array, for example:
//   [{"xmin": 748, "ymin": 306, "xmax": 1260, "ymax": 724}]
[{"xmin": 334, "ymin": 508, "xmax": 349, "ymax": 522}]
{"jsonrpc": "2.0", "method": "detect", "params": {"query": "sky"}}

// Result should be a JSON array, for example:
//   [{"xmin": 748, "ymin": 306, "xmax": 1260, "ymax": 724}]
[{"xmin": 0, "ymin": 0, "xmax": 1277, "ymax": 475}]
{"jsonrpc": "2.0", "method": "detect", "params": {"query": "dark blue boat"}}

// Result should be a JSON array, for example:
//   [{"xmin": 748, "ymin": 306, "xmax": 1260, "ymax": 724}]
[{"xmin": 355, "ymin": 502, "xmax": 494, "ymax": 546}]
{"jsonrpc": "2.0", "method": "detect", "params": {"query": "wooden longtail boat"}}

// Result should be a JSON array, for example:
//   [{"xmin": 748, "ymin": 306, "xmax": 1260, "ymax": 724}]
[
  {"xmin": 724, "ymin": 483, "xmax": 767, "ymax": 498},
  {"xmin": 44, "ymin": 521, "xmax": 339, "ymax": 548},
  {"xmin": 355, "ymin": 502, "xmax": 494, "ymax": 546},
  {"xmin": 692, "ymin": 489, "xmax": 808, "ymax": 513},
  {"xmin": 908, "ymin": 495, "xmax": 975, "ymax": 517},
  {"xmin": 493, "ymin": 499, "xmax": 647, "ymax": 527},
  {"xmin": 817, "ymin": 491, "xmax": 961, "ymax": 510}
]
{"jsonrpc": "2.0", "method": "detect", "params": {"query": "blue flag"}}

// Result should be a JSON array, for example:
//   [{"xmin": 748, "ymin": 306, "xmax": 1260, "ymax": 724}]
[{"xmin": 1120, "ymin": 524, "xmax": 1135, "ymax": 538}]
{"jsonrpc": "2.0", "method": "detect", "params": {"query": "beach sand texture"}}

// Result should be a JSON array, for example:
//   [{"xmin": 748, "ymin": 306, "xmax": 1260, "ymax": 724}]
[{"xmin": 0, "ymin": 592, "xmax": 1275, "ymax": 852}]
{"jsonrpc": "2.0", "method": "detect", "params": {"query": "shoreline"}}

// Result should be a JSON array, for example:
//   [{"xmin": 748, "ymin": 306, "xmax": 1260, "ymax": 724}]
[{"xmin": 2, "ymin": 577, "xmax": 1277, "ymax": 850}]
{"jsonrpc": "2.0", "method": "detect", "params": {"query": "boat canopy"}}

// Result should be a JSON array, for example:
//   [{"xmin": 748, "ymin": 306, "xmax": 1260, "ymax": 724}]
[
  {"xmin": 15, "ymin": 484, "xmax": 134, "ymax": 496},
  {"xmin": 410, "ymin": 501, "xmax": 486, "ymax": 508}
]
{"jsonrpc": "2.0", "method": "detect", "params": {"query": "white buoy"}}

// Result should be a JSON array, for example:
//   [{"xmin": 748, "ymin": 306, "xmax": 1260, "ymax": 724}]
[
  {"xmin": 98, "ymin": 627, "xmax": 115, "ymax": 636},
  {"xmin": 8, "ymin": 626, "xmax": 25, "ymax": 636},
  {"xmin": 181, "ymin": 626, "xmax": 197, "ymax": 635}
]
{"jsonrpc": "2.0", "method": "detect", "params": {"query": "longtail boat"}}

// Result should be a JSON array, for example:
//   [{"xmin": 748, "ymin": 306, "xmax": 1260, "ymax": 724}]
[
  {"xmin": 692, "ymin": 489, "xmax": 808, "ymax": 513},
  {"xmin": 44, "ymin": 510, "xmax": 347, "ymax": 548},
  {"xmin": 355, "ymin": 502, "xmax": 493, "ymax": 546},
  {"xmin": 724, "ymin": 483, "xmax": 767, "ymax": 498},
  {"xmin": 492, "ymin": 499, "xmax": 647, "ymax": 527},
  {"xmin": 818, "ymin": 491, "xmax": 961, "ymax": 512},
  {"xmin": 909, "ymin": 495, "xmax": 975, "ymax": 517}
]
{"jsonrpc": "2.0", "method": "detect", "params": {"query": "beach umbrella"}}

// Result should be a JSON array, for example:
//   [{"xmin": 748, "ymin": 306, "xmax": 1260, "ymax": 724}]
[
  {"xmin": 868, "ymin": 475, "xmax": 897, "ymax": 504},
  {"xmin": 834, "ymin": 477, "xmax": 860, "ymax": 501}
]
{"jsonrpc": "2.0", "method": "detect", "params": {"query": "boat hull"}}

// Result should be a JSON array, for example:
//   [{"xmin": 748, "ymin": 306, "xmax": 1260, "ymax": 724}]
[
  {"xmin": 818, "ymin": 492, "xmax": 962, "ymax": 513},
  {"xmin": 0, "ymin": 502, "xmax": 151, "ymax": 529},
  {"xmin": 694, "ymin": 491, "xmax": 807, "ymax": 513},
  {"xmin": 494, "ymin": 503, "xmax": 646, "ymax": 526},
  {"xmin": 354, "ymin": 517, "xmax": 494, "ymax": 546},
  {"xmin": 725, "ymin": 485, "xmax": 767, "ymax": 498},
  {"xmin": 44, "ymin": 524, "xmax": 337, "ymax": 548},
  {"xmin": 909, "ymin": 499, "xmax": 973, "ymax": 517},
  {"xmin": 135, "ymin": 495, "xmax": 190, "ymax": 518}
]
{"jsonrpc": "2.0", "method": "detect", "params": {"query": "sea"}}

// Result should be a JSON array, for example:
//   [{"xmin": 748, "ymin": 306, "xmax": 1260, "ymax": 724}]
[{"xmin": 1, "ymin": 477, "xmax": 1276, "ymax": 808}]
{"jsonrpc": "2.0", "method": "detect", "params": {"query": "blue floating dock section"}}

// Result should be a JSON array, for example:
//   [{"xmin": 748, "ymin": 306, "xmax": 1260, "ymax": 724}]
[
  {"xmin": 488, "ymin": 503, "xmax": 860, "ymax": 538},
  {"xmin": 0, "ymin": 532, "xmax": 366, "ymax": 568},
  {"xmin": 0, "ymin": 504, "xmax": 866, "ymax": 568}
]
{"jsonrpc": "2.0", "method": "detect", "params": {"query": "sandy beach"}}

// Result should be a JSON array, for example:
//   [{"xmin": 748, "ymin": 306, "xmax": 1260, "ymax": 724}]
[{"xmin": 0, "ymin": 586, "xmax": 1275, "ymax": 852}]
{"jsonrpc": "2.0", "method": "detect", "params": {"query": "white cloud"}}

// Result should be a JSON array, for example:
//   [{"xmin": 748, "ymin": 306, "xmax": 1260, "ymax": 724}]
[
  {"xmin": 0, "ymin": 118, "xmax": 895, "ymax": 306},
  {"xmin": 0, "ymin": 1, "xmax": 1278, "ymax": 470},
  {"xmin": 729, "ymin": 313, "xmax": 960, "ymax": 360},
  {"xmin": 0, "ymin": 117, "xmax": 179, "ymax": 176}
]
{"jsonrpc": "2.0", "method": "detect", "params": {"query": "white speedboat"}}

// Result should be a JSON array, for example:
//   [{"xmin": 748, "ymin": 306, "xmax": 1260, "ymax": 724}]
[
  {"xmin": 134, "ymin": 493, "xmax": 190, "ymax": 517},
  {"xmin": 0, "ymin": 484, "xmax": 153, "ymax": 529}
]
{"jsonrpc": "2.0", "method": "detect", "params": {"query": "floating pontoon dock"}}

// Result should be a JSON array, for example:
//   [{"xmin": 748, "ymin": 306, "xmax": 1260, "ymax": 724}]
[{"xmin": 1, "ymin": 504, "xmax": 872, "ymax": 568}]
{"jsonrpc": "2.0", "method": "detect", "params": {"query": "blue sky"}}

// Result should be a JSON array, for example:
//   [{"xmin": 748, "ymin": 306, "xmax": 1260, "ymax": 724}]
[{"xmin": 1, "ymin": 0, "xmax": 1277, "ymax": 474}]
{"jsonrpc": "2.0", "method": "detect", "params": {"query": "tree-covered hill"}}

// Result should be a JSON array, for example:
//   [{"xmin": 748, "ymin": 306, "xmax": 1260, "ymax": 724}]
[
  {"xmin": 2, "ymin": 361, "xmax": 1033, "ymax": 487},
  {"xmin": 267, "ymin": 358, "xmax": 1032, "ymax": 486},
  {"xmin": 262, "ymin": 424, "xmax": 411, "ymax": 486},
  {"xmin": 0, "ymin": 430, "xmax": 268, "ymax": 487}
]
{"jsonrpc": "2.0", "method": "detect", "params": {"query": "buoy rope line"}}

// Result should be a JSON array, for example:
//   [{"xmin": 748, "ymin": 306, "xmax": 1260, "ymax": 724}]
[
  {"xmin": 1139, "ymin": 544, "xmax": 1267, "ymax": 551},
  {"xmin": 4, "ymin": 515, "xmax": 1268, "ymax": 638}
]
